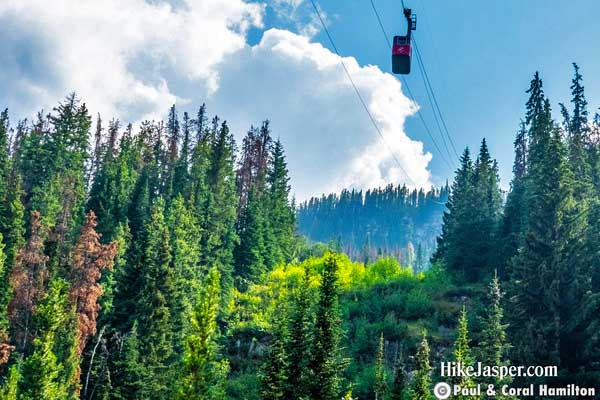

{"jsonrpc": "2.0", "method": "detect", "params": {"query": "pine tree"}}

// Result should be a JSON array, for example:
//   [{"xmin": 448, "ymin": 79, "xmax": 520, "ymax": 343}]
[
  {"xmin": 308, "ymin": 253, "xmax": 346, "ymax": 400},
  {"xmin": 68, "ymin": 212, "xmax": 117, "ymax": 358},
  {"xmin": 177, "ymin": 268, "xmax": 228, "ymax": 400},
  {"xmin": 374, "ymin": 333, "xmax": 387, "ymax": 400},
  {"xmin": 8, "ymin": 211, "xmax": 49, "ymax": 353},
  {"xmin": 411, "ymin": 333, "xmax": 432, "ymax": 400}
]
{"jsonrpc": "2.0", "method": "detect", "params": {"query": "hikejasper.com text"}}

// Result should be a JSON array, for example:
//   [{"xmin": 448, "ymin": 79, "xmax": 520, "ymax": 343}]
[{"xmin": 440, "ymin": 362, "xmax": 558, "ymax": 380}]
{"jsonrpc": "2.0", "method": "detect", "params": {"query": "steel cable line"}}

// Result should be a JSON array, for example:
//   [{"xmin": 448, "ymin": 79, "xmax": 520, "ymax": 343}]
[
  {"xmin": 412, "ymin": 43, "xmax": 455, "ymax": 163},
  {"xmin": 309, "ymin": 0, "xmax": 418, "ymax": 186},
  {"xmin": 414, "ymin": 0, "xmax": 460, "ymax": 159},
  {"xmin": 412, "ymin": 39, "xmax": 460, "ymax": 159},
  {"xmin": 368, "ymin": 0, "xmax": 456, "ymax": 170}
]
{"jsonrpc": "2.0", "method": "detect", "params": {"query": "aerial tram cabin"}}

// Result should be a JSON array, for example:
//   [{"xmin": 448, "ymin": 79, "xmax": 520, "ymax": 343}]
[{"xmin": 392, "ymin": 8, "xmax": 416, "ymax": 75}]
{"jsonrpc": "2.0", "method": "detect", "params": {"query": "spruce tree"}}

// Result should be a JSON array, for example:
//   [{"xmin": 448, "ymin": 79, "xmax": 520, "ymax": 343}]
[
  {"xmin": 451, "ymin": 308, "xmax": 476, "ymax": 399},
  {"xmin": 235, "ymin": 188, "xmax": 267, "ymax": 287},
  {"xmin": 411, "ymin": 333, "xmax": 432, "ymax": 400},
  {"xmin": 134, "ymin": 198, "xmax": 175, "ymax": 400},
  {"xmin": 86, "ymin": 118, "xmax": 139, "ymax": 241},
  {"xmin": 0, "ymin": 234, "xmax": 12, "ymax": 367},
  {"xmin": 172, "ymin": 112, "xmax": 191, "ymax": 199},
  {"xmin": 266, "ymin": 139, "xmax": 296, "ymax": 263},
  {"xmin": 0, "ymin": 363, "xmax": 19, "ymax": 400},
  {"xmin": 8, "ymin": 211, "xmax": 49, "ymax": 353},
  {"xmin": 68, "ymin": 212, "xmax": 117, "ymax": 359},
  {"xmin": 284, "ymin": 266, "xmax": 312, "ymax": 400},
  {"xmin": 35, "ymin": 95, "xmax": 92, "ymax": 269},
  {"xmin": 1, "ymin": 172, "xmax": 25, "ymax": 275},
  {"xmin": 109, "ymin": 166, "xmax": 150, "ymax": 333},
  {"xmin": 500, "ymin": 121, "xmax": 527, "ymax": 275},
  {"xmin": 308, "ymin": 254, "xmax": 346, "ymax": 400},
  {"xmin": 433, "ymin": 148, "xmax": 476, "ymax": 280},
  {"xmin": 479, "ymin": 273, "xmax": 512, "ymax": 396},
  {"xmin": 260, "ymin": 304, "xmax": 289, "ymax": 400},
  {"xmin": 164, "ymin": 105, "xmax": 180, "ymax": 199},
  {"xmin": 177, "ymin": 268, "xmax": 228, "ymax": 400},
  {"xmin": 560, "ymin": 63, "xmax": 592, "ymax": 200},
  {"xmin": 200, "ymin": 120, "xmax": 238, "ymax": 297},
  {"xmin": 17, "ymin": 113, "xmax": 48, "ymax": 205},
  {"xmin": 374, "ymin": 333, "xmax": 388, "ymax": 400},
  {"xmin": 509, "ymin": 73, "xmax": 579, "ymax": 368},
  {"xmin": 166, "ymin": 194, "xmax": 201, "ymax": 352},
  {"xmin": 18, "ymin": 279, "xmax": 72, "ymax": 400},
  {"xmin": 390, "ymin": 349, "xmax": 407, "ymax": 400},
  {"xmin": 189, "ymin": 105, "xmax": 211, "ymax": 213},
  {"xmin": 475, "ymin": 140, "xmax": 503, "ymax": 262},
  {"xmin": 0, "ymin": 109, "xmax": 10, "ymax": 236},
  {"xmin": 113, "ymin": 321, "xmax": 145, "ymax": 400}
]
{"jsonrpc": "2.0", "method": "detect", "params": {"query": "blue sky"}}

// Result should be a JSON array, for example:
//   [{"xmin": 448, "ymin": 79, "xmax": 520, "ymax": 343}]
[
  {"xmin": 2, "ymin": 0, "xmax": 600, "ymax": 198},
  {"xmin": 258, "ymin": 0, "xmax": 600, "ymax": 187}
]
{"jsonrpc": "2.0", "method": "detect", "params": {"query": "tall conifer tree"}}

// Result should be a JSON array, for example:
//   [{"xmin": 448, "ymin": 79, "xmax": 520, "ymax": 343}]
[
  {"xmin": 177, "ymin": 268, "xmax": 228, "ymax": 400},
  {"xmin": 509, "ymin": 73, "xmax": 579, "ymax": 368},
  {"xmin": 308, "ymin": 254, "xmax": 345, "ymax": 400},
  {"xmin": 411, "ymin": 333, "xmax": 432, "ymax": 400}
]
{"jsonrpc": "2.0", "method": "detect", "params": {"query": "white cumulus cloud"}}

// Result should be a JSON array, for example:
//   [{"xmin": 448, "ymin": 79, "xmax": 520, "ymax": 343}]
[
  {"xmin": 209, "ymin": 29, "xmax": 432, "ymax": 200},
  {"xmin": 0, "ymin": 0, "xmax": 432, "ymax": 200},
  {"xmin": 0, "ymin": 0, "xmax": 263, "ymax": 121}
]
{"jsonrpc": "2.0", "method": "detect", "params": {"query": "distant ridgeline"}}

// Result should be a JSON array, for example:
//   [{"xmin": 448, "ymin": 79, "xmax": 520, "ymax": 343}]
[{"xmin": 297, "ymin": 184, "xmax": 449, "ymax": 269}]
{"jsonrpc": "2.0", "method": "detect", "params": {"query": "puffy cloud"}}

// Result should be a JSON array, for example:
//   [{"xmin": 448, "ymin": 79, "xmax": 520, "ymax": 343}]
[
  {"xmin": 0, "ymin": 0, "xmax": 432, "ymax": 200},
  {"xmin": 209, "ymin": 29, "xmax": 432, "ymax": 200},
  {"xmin": 0, "ymin": 0, "xmax": 263, "ymax": 121}
]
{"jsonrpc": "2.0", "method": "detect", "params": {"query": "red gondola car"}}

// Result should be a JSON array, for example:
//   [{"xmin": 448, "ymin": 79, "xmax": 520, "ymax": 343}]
[{"xmin": 392, "ymin": 8, "xmax": 416, "ymax": 75}]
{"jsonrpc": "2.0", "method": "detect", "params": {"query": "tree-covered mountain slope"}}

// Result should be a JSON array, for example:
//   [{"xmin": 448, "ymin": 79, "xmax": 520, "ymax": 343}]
[{"xmin": 297, "ymin": 185, "xmax": 449, "ymax": 268}]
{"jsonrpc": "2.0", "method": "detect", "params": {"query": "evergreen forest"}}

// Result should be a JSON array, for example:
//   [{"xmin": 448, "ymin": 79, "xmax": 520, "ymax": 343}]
[
  {"xmin": 298, "ymin": 184, "xmax": 449, "ymax": 268},
  {"xmin": 0, "ymin": 64, "xmax": 599, "ymax": 400}
]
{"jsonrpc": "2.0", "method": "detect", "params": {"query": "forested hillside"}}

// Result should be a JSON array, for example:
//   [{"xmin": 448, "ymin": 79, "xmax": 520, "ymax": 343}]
[
  {"xmin": 298, "ymin": 185, "xmax": 449, "ymax": 268},
  {"xmin": 0, "ymin": 99, "xmax": 298, "ymax": 399},
  {"xmin": 1, "ymin": 63, "xmax": 600, "ymax": 400}
]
